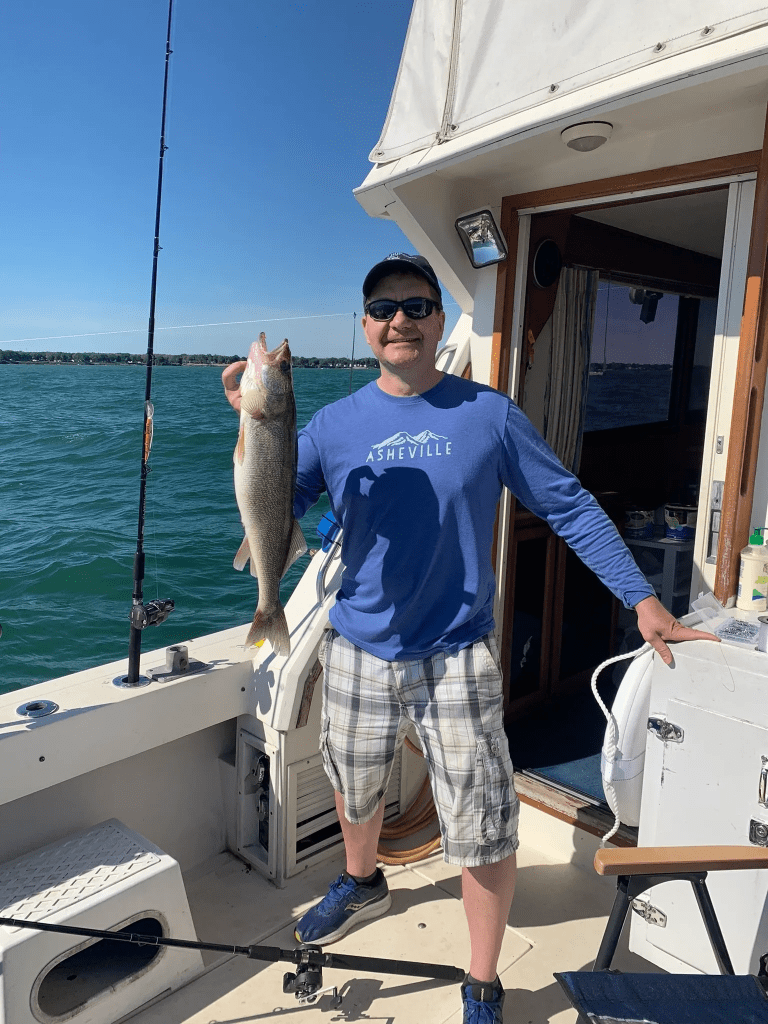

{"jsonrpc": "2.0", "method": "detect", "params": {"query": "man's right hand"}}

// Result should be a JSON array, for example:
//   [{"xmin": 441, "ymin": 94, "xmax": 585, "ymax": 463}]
[{"xmin": 222, "ymin": 360, "xmax": 247, "ymax": 414}]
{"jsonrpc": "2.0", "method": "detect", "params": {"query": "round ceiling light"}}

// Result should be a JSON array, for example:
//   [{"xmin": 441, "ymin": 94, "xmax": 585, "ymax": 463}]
[{"xmin": 561, "ymin": 121, "xmax": 613, "ymax": 152}]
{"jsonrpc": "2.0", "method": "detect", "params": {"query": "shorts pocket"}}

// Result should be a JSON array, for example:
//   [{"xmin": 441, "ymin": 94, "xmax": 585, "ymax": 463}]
[
  {"xmin": 318, "ymin": 627, "xmax": 337, "ymax": 670},
  {"xmin": 479, "ymin": 633, "xmax": 501, "ymax": 673},
  {"xmin": 320, "ymin": 717, "xmax": 343, "ymax": 794},
  {"xmin": 473, "ymin": 731, "xmax": 516, "ymax": 842}
]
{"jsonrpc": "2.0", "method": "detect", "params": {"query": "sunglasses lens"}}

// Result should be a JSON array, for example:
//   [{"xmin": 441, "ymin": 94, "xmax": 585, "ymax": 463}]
[
  {"xmin": 367, "ymin": 300, "xmax": 398, "ymax": 320},
  {"xmin": 366, "ymin": 298, "xmax": 439, "ymax": 320},
  {"xmin": 401, "ymin": 299, "xmax": 430, "ymax": 318}
]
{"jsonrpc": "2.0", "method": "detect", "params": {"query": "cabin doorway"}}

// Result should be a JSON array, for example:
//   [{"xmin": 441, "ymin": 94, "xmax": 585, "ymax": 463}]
[{"xmin": 502, "ymin": 184, "xmax": 738, "ymax": 812}]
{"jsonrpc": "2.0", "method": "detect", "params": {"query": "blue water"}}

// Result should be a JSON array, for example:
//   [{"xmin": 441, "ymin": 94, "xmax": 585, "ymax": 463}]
[
  {"xmin": 1, "ymin": 365, "xmax": 378, "ymax": 693},
  {"xmin": 1, "ymin": 361, "xmax": 672, "ymax": 694}
]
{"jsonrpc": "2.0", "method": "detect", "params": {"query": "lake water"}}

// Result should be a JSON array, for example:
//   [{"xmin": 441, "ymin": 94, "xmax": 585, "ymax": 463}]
[
  {"xmin": 1, "ymin": 364, "xmax": 378, "ymax": 693},
  {"xmin": 1, "ymin": 361, "xmax": 668, "ymax": 694}
]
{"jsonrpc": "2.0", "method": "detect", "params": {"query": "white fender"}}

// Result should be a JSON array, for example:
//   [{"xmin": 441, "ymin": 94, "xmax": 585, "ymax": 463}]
[{"xmin": 600, "ymin": 646, "xmax": 655, "ymax": 827}]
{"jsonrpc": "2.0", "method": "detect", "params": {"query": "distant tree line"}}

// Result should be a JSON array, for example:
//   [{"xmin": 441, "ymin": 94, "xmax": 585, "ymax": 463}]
[{"xmin": 0, "ymin": 350, "xmax": 378, "ymax": 368}]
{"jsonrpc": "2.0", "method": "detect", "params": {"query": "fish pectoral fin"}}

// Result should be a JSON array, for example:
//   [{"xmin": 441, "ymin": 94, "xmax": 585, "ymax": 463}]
[
  {"xmin": 241, "ymin": 390, "xmax": 266, "ymax": 418},
  {"xmin": 235, "ymin": 424, "xmax": 246, "ymax": 465},
  {"xmin": 281, "ymin": 519, "xmax": 308, "ymax": 579},
  {"xmin": 233, "ymin": 536, "xmax": 250, "ymax": 572}
]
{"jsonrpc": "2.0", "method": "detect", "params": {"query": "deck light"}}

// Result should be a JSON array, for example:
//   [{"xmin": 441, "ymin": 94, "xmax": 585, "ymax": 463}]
[
  {"xmin": 455, "ymin": 210, "xmax": 508, "ymax": 268},
  {"xmin": 561, "ymin": 121, "xmax": 613, "ymax": 152}
]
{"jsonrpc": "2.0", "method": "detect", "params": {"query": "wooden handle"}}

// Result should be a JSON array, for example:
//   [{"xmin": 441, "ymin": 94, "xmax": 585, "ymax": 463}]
[{"xmin": 595, "ymin": 845, "xmax": 768, "ymax": 876}]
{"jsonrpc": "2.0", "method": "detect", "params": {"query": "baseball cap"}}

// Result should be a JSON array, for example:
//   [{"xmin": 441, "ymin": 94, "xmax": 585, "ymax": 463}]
[{"xmin": 362, "ymin": 253, "xmax": 442, "ymax": 302}]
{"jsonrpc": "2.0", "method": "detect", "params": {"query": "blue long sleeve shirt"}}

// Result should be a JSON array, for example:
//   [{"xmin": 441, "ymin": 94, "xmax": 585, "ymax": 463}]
[{"xmin": 294, "ymin": 374, "xmax": 653, "ymax": 661}]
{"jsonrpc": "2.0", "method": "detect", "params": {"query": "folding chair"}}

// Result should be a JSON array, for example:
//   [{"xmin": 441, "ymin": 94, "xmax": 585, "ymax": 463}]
[{"xmin": 555, "ymin": 845, "xmax": 768, "ymax": 1024}]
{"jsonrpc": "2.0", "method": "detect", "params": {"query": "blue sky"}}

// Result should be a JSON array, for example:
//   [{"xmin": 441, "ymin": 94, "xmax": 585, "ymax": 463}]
[{"xmin": 1, "ymin": 1, "xmax": 455, "ymax": 358}]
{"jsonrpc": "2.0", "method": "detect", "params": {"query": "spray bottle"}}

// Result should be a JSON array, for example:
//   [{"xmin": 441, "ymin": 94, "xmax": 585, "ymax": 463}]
[{"xmin": 736, "ymin": 528, "xmax": 768, "ymax": 612}]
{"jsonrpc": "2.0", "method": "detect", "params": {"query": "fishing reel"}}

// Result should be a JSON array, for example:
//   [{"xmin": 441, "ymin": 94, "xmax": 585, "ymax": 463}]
[
  {"xmin": 130, "ymin": 598, "xmax": 175, "ymax": 630},
  {"xmin": 282, "ymin": 946, "xmax": 342, "ymax": 1008}
]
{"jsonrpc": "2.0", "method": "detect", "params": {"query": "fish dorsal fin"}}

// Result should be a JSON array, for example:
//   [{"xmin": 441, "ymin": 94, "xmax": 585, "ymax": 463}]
[
  {"xmin": 281, "ymin": 519, "xmax": 308, "ymax": 579},
  {"xmin": 241, "ymin": 390, "xmax": 266, "ymax": 418},
  {"xmin": 233, "ymin": 535, "xmax": 250, "ymax": 572}
]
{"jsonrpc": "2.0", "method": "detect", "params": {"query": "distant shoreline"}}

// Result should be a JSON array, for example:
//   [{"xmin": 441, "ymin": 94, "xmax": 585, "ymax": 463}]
[{"xmin": 0, "ymin": 352, "xmax": 378, "ymax": 369}]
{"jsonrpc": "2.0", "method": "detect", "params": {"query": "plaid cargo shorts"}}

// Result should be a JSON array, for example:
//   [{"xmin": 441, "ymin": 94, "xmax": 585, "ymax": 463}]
[{"xmin": 319, "ymin": 629, "xmax": 519, "ymax": 866}]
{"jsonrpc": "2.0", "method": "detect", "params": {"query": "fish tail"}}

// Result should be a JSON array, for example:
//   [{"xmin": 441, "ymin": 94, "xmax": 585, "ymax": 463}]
[{"xmin": 245, "ymin": 606, "xmax": 290, "ymax": 656}]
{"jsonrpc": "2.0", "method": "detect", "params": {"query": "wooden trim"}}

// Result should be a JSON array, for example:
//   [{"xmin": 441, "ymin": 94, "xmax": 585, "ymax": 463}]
[
  {"xmin": 595, "ymin": 845, "xmax": 768, "ymax": 876},
  {"xmin": 505, "ymin": 151, "xmax": 760, "ymax": 213},
  {"xmin": 490, "ymin": 200, "xmax": 519, "ymax": 393},
  {"xmin": 514, "ymin": 773, "xmax": 636, "ymax": 847},
  {"xmin": 716, "ymin": 119, "xmax": 768, "ymax": 602}
]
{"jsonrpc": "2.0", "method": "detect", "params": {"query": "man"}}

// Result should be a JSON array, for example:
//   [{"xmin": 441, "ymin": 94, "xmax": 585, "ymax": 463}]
[{"xmin": 223, "ymin": 253, "xmax": 717, "ymax": 1023}]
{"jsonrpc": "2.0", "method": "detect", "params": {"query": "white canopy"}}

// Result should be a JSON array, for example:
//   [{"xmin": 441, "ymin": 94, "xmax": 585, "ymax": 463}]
[{"xmin": 370, "ymin": 0, "xmax": 768, "ymax": 164}]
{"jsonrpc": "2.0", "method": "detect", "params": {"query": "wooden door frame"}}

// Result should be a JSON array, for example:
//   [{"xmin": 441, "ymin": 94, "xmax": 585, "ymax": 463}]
[{"xmin": 489, "ymin": 144, "xmax": 767, "ymax": 699}]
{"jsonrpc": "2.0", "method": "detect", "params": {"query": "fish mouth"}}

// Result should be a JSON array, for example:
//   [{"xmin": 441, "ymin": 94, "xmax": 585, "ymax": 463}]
[{"xmin": 247, "ymin": 334, "xmax": 292, "ymax": 370}]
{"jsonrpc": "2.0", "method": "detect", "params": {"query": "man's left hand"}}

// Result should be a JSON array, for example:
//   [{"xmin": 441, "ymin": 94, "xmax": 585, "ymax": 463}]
[
  {"xmin": 222, "ymin": 360, "xmax": 247, "ymax": 414},
  {"xmin": 635, "ymin": 594, "xmax": 720, "ymax": 666}
]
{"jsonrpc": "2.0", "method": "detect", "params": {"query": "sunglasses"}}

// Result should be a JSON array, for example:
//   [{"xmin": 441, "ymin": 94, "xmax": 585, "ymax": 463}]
[{"xmin": 364, "ymin": 297, "xmax": 442, "ymax": 321}]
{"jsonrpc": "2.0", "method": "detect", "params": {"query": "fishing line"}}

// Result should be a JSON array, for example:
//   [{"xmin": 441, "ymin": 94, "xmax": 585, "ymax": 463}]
[
  {"xmin": 5, "ymin": 313, "xmax": 354, "ymax": 346},
  {"xmin": 5, "ymin": 305, "xmax": 460, "ymax": 347}
]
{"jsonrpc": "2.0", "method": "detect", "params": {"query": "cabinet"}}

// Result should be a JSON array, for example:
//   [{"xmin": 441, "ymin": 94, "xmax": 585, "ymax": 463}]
[{"xmin": 630, "ymin": 636, "xmax": 768, "ymax": 974}]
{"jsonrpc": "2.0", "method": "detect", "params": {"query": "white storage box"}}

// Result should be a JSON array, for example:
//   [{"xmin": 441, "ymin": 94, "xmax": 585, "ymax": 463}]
[{"xmin": 0, "ymin": 819, "xmax": 202, "ymax": 1024}]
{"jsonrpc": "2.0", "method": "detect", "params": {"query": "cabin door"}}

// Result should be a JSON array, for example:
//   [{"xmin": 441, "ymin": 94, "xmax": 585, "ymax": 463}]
[{"xmin": 501, "ymin": 176, "xmax": 756, "ymax": 809}]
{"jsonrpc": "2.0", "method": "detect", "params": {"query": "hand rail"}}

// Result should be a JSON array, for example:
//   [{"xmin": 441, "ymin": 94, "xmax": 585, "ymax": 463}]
[{"xmin": 316, "ymin": 538, "xmax": 342, "ymax": 605}]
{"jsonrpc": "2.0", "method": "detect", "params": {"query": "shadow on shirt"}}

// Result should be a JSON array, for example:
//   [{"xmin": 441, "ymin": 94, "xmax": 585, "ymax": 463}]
[{"xmin": 339, "ymin": 465, "xmax": 477, "ymax": 648}]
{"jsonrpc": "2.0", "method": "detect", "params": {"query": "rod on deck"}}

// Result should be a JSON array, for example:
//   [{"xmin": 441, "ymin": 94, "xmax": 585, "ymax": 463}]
[{"xmin": 0, "ymin": 915, "xmax": 465, "ymax": 1009}]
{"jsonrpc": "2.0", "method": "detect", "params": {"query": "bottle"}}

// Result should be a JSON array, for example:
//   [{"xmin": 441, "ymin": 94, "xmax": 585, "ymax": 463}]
[{"xmin": 736, "ymin": 528, "xmax": 768, "ymax": 612}]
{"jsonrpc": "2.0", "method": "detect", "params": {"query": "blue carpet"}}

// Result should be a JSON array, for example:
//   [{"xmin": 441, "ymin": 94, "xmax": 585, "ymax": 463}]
[{"xmin": 505, "ymin": 687, "xmax": 617, "ymax": 805}]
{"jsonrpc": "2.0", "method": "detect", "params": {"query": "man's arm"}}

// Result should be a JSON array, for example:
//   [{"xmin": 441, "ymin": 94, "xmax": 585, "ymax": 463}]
[{"xmin": 499, "ymin": 401, "xmax": 719, "ymax": 662}]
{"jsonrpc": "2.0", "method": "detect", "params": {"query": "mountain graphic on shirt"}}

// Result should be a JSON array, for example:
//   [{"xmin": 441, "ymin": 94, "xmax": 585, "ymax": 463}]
[{"xmin": 372, "ymin": 430, "xmax": 448, "ymax": 449}]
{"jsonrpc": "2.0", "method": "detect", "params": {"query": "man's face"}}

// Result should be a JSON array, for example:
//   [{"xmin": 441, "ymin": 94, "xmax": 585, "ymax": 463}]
[{"xmin": 362, "ymin": 272, "xmax": 445, "ymax": 375}]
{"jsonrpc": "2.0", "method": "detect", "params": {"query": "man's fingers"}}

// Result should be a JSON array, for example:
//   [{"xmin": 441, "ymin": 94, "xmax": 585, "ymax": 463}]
[
  {"xmin": 222, "ymin": 360, "xmax": 247, "ymax": 414},
  {"xmin": 650, "ymin": 637, "xmax": 673, "ymax": 665},
  {"xmin": 222, "ymin": 360, "xmax": 246, "ymax": 391},
  {"xmin": 670, "ymin": 625, "xmax": 720, "ymax": 644}
]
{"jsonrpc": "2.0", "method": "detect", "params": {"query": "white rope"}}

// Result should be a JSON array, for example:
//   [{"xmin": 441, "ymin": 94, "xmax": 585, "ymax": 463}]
[{"xmin": 591, "ymin": 642, "xmax": 652, "ymax": 845}]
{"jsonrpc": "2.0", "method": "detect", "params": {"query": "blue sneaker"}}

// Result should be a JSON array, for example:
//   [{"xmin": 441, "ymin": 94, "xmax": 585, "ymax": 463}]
[
  {"xmin": 294, "ymin": 869, "xmax": 391, "ymax": 945},
  {"xmin": 461, "ymin": 978, "xmax": 505, "ymax": 1023}
]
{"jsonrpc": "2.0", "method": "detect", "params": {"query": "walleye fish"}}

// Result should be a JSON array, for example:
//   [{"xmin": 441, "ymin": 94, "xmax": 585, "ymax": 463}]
[{"xmin": 233, "ymin": 333, "xmax": 306, "ymax": 654}]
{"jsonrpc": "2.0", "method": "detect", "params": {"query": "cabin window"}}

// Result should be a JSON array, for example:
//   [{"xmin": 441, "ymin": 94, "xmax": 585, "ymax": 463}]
[
  {"xmin": 687, "ymin": 298, "xmax": 718, "ymax": 419},
  {"xmin": 583, "ymin": 280, "xmax": 717, "ymax": 436},
  {"xmin": 584, "ymin": 282, "xmax": 677, "ymax": 431}
]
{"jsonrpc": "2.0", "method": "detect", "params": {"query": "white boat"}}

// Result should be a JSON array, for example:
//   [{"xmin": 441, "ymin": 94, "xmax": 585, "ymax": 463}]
[{"xmin": 4, "ymin": 2, "xmax": 768, "ymax": 1021}]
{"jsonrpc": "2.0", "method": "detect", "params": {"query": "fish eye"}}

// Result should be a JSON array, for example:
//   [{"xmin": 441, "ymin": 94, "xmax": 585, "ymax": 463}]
[{"xmin": 279, "ymin": 360, "xmax": 290, "ymax": 373}]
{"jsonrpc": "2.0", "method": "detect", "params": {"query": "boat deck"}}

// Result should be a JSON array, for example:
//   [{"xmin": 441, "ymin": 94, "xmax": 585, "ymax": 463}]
[{"xmin": 127, "ymin": 804, "xmax": 656, "ymax": 1024}]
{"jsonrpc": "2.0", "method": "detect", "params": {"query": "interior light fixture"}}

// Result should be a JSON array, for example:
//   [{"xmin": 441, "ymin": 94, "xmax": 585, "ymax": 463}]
[
  {"xmin": 455, "ymin": 210, "xmax": 508, "ymax": 268},
  {"xmin": 560, "ymin": 121, "xmax": 613, "ymax": 152}
]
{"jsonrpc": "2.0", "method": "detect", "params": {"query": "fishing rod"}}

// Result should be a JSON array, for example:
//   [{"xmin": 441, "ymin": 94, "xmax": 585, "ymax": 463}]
[
  {"xmin": 347, "ymin": 311, "xmax": 357, "ymax": 395},
  {"xmin": 119, "ymin": 0, "xmax": 176, "ymax": 687},
  {"xmin": 0, "ymin": 915, "xmax": 465, "ymax": 1009}
]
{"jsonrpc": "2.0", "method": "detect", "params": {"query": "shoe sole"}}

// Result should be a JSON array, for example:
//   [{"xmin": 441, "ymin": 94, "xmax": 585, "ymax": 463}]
[{"xmin": 295, "ymin": 891, "xmax": 392, "ymax": 946}]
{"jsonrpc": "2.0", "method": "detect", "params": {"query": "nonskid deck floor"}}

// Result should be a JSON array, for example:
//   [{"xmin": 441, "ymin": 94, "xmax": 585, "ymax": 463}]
[{"xmin": 127, "ymin": 808, "xmax": 656, "ymax": 1024}]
